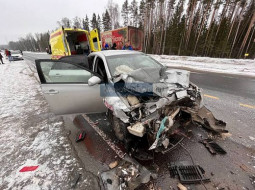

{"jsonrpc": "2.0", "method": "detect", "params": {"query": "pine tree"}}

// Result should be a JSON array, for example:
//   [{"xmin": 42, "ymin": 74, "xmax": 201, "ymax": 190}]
[
  {"xmin": 129, "ymin": 0, "xmax": 138, "ymax": 27},
  {"xmin": 193, "ymin": 0, "xmax": 213, "ymax": 55},
  {"xmin": 67, "ymin": 20, "xmax": 71, "ymax": 28},
  {"xmin": 90, "ymin": 13, "xmax": 98, "ymax": 29},
  {"xmin": 166, "ymin": 0, "xmax": 184, "ymax": 55},
  {"xmin": 103, "ymin": 9, "xmax": 112, "ymax": 31},
  {"xmin": 97, "ymin": 14, "xmax": 102, "ymax": 38},
  {"xmin": 138, "ymin": 0, "xmax": 145, "ymax": 29},
  {"xmin": 238, "ymin": 1, "xmax": 255, "ymax": 58},
  {"xmin": 162, "ymin": 0, "xmax": 176, "ymax": 54},
  {"xmin": 121, "ymin": 0, "xmax": 129, "ymax": 26},
  {"xmin": 185, "ymin": 0, "xmax": 198, "ymax": 50},
  {"xmin": 83, "ymin": 15, "xmax": 90, "ymax": 31}
]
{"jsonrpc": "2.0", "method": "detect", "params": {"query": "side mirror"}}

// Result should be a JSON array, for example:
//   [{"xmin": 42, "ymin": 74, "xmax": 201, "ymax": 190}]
[
  {"xmin": 161, "ymin": 63, "xmax": 167, "ymax": 67},
  {"xmin": 88, "ymin": 76, "xmax": 101, "ymax": 86}
]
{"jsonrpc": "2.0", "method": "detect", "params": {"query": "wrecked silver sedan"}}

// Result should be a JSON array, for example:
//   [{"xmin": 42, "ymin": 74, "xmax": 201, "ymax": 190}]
[{"xmin": 35, "ymin": 50, "xmax": 226, "ymax": 155}]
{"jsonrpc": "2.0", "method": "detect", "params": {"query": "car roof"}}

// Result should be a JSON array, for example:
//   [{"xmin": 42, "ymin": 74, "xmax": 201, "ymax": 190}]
[{"xmin": 93, "ymin": 50, "xmax": 143, "ymax": 57}]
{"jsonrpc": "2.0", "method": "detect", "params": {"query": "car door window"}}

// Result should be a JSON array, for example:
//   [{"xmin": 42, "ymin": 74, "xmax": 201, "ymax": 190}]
[
  {"xmin": 88, "ymin": 55, "xmax": 95, "ymax": 70},
  {"xmin": 93, "ymin": 38, "xmax": 99, "ymax": 51},
  {"xmin": 38, "ymin": 61, "xmax": 92, "ymax": 83}
]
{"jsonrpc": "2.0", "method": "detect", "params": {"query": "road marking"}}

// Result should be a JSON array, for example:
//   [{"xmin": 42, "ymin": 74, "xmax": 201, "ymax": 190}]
[
  {"xmin": 222, "ymin": 76, "xmax": 235, "ymax": 79},
  {"xmin": 82, "ymin": 114, "xmax": 126, "ymax": 159},
  {"xmin": 204, "ymin": 94, "xmax": 219, "ymax": 100},
  {"xmin": 239, "ymin": 103, "xmax": 255, "ymax": 109}
]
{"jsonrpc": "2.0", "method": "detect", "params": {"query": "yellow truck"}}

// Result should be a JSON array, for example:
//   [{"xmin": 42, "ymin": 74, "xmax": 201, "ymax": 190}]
[{"xmin": 48, "ymin": 27, "xmax": 101, "ymax": 59}]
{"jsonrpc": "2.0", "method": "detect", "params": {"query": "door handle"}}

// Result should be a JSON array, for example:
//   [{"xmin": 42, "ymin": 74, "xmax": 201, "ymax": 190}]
[
  {"xmin": 44, "ymin": 89, "xmax": 59, "ymax": 95},
  {"xmin": 55, "ymin": 73, "xmax": 62, "ymax": 77}
]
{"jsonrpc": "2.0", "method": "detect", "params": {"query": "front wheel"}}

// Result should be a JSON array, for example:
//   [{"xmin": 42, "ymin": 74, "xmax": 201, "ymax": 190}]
[
  {"xmin": 107, "ymin": 110, "xmax": 133, "ymax": 149},
  {"xmin": 112, "ymin": 114, "xmax": 128, "ymax": 141}
]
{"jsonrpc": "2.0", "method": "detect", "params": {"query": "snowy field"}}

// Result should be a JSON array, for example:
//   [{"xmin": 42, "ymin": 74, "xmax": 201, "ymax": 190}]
[
  {"xmin": 151, "ymin": 55, "xmax": 255, "ymax": 77},
  {"xmin": 0, "ymin": 56, "xmax": 99, "ymax": 189}
]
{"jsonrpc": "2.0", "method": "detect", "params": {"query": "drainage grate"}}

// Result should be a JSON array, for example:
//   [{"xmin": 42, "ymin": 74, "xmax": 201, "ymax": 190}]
[
  {"xmin": 168, "ymin": 162, "xmax": 210, "ymax": 184},
  {"xmin": 177, "ymin": 165, "xmax": 210, "ymax": 184}
]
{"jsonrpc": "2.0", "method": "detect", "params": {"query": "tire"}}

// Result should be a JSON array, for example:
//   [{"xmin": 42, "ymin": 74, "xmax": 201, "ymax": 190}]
[
  {"xmin": 112, "ymin": 115, "xmax": 128, "ymax": 141},
  {"xmin": 108, "ymin": 109, "xmax": 133, "ymax": 150}
]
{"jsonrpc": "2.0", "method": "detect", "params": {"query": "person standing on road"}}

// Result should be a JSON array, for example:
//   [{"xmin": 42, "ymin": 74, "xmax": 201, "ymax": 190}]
[
  {"xmin": 5, "ymin": 49, "xmax": 9, "ymax": 57},
  {"xmin": 111, "ymin": 43, "xmax": 117, "ymax": 50},
  {"xmin": 0, "ymin": 52, "xmax": 4, "ymax": 64},
  {"xmin": 122, "ymin": 41, "xmax": 133, "ymax": 50},
  {"xmin": 8, "ymin": 51, "xmax": 13, "ymax": 62}
]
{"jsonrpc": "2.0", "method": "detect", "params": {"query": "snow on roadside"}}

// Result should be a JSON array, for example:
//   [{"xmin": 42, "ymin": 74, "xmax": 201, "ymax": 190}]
[
  {"xmin": 0, "ymin": 57, "xmax": 99, "ymax": 189},
  {"xmin": 151, "ymin": 55, "xmax": 255, "ymax": 77},
  {"xmin": 24, "ymin": 51, "xmax": 48, "ymax": 55}
]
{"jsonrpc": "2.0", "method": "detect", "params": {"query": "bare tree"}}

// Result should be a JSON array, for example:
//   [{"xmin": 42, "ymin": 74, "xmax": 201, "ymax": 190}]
[
  {"xmin": 107, "ymin": 0, "xmax": 120, "ymax": 29},
  {"xmin": 57, "ymin": 17, "xmax": 72, "ymax": 28},
  {"xmin": 73, "ymin": 16, "xmax": 82, "ymax": 28}
]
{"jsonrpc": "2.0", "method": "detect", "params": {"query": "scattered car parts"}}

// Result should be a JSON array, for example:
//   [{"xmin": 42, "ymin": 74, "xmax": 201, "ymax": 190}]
[
  {"xmin": 76, "ymin": 131, "xmax": 86, "ymax": 142},
  {"xmin": 101, "ymin": 159, "xmax": 151, "ymax": 190},
  {"xmin": 19, "ymin": 165, "xmax": 39, "ymax": 172},
  {"xmin": 200, "ymin": 139, "xmax": 227, "ymax": 155}
]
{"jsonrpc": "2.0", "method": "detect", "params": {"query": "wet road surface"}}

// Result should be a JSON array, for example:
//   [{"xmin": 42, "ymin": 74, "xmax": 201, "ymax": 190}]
[
  {"xmin": 23, "ymin": 52, "xmax": 255, "ymax": 189},
  {"xmin": 81, "ymin": 113, "xmax": 255, "ymax": 190}
]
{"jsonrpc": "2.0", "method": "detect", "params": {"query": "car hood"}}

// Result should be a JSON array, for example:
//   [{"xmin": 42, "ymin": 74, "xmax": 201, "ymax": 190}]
[{"xmin": 112, "ymin": 67, "xmax": 190, "ymax": 98}]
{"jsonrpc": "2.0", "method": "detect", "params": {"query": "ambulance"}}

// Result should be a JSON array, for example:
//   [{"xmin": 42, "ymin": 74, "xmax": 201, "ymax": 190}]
[{"xmin": 48, "ymin": 27, "xmax": 101, "ymax": 59}]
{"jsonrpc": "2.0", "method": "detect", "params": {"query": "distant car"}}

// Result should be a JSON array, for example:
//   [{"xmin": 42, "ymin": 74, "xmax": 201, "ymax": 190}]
[
  {"xmin": 35, "ymin": 50, "xmax": 226, "ymax": 155},
  {"xmin": 10, "ymin": 50, "xmax": 23, "ymax": 61}
]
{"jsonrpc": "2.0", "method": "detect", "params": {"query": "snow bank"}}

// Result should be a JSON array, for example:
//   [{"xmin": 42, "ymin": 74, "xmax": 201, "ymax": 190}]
[
  {"xmin": 24, "ymin": 51, "xmax": 48, "ymax": 55},
  {"xmin": 151, "ymin": 55, "xmax": 255, "ymax": 77},
  {"xmin": 0, "ymin": 58, "xmax": 98, "ymax": 189}
]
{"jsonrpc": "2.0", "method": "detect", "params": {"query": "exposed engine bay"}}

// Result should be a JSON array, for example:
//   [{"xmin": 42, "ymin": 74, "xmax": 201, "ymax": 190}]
[{"xmin": 104, "ymin": 66, "xmax": 227, "ymax": 153}]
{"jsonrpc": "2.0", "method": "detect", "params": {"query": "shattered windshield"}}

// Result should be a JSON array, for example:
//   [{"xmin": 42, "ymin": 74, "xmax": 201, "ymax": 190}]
[{"xmin": 106, "ymin": 54, "xmax": 162, "ymax": 77}]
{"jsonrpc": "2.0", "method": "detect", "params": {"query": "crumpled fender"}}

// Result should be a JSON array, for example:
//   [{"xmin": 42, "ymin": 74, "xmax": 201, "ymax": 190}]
[{"xmin": 189, "ymin": 106, "xmax": 227, "ymax": 133}]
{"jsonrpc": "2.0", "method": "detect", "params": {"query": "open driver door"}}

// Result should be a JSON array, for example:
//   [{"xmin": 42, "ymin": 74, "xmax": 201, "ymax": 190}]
[{"xmin": 89, "ymin": 29, "xmax": 101, "ymax": 52}]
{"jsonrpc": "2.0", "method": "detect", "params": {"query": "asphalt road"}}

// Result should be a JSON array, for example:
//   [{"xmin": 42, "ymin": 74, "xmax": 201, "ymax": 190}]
[{"xmin": 23, "ymin": 52, "xmax": 255, "ymax": 189}]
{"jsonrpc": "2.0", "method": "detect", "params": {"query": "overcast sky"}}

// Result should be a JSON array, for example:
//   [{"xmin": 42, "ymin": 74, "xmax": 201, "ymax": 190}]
[{"xmin": 0, "ymin": 0, "xmax": 129, "ymax": 45}]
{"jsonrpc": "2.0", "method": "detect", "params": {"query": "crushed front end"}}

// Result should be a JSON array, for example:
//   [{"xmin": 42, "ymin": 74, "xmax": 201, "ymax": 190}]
[{"xmin": 104, "ymin": 67, "xmax": 227, "ymax": 154}]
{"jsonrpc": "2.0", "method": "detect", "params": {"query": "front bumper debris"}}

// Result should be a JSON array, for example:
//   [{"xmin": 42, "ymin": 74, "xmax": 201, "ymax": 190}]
[{"xmin": 104, "ymin": 67, "xmax": 227, "ymax": 153}]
